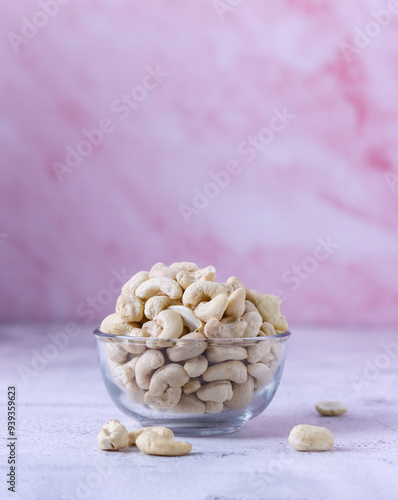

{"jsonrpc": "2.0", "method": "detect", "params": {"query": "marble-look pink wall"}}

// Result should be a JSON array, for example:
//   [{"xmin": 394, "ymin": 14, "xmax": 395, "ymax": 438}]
[{"xmin": 1, "ymin": 0, "xmax": 398, "ymax": 326}]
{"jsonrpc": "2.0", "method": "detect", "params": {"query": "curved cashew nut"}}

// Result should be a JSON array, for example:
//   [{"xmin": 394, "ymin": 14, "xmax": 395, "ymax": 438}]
[
  {"xmin": 224, "ymin": 287, "xmax": 246, "ymax": 317},
  {"xmin": 182, "ymin": 281, "xmax": 226, "ymax": 308},
  {"xmin": 241, "ymin": 311, "xmax": 263, "ymax": 338},
  {"xmin": 176, "ymin": 265, "xmax": 217, "ymax": 290},
  {"xmin": 100, "ymin": 313, "xmax": 139, "ymax": 336},
  {"xmin": 247, "ymin": 363, "xmax": 273, "ymax": 389},
  {"xmin": 256, "ymin": 294, "xmax": 288, "ymax": 332},
  {"xmin": 113, "ymin": 357, "xmax": 139, "ymax": 385},
  {"xmin": 205, "ymin": 401, "xmax": 224, "ymax": 413},
  {"xmin": 204, "ymin": 317, "xmax": 247, "ymax": 339},
  {"xmin": 126, "ymin": 379, "xmax": 146, "ymax": 404},
  {"xmin": 121, "ymin": 271, "xmax": 150, "ymax": 295},
  {"xmin": 106, "ymin": 343, "xmax": 128, "ymax": 363},
  {"xmin": 196, "ymin": 380, "xmax": 233, "ymax": 403},
  {"xmin": 141, "ymin": 321, "xmax": 163, "ymax": 338},
  {"xmin": 260, "ymin": 321, "xmax": 277, "ymax": 336},
  {"xmin": 166, "ymin": 332, "xmax": 207, "ymax": 362},
  {"xmin": 203, "ymin": 360, "xmax": 247, "ymax": 384},
  {"xmin": 247, "ymin": 342, "xmax": 272, "ymax": 364},
  {"xmin": 182, "ymin": 378, "xmax": 201, "ymax": 395},
  {"xmin": 168, "ymin": 305, "xmax": 203, "ymax": 332},
  {"xmin": 116, "ymin": 294, "xmax": 144, "ymax": 323},
  {"xmin": 184, "ymin": 355, "xmax": 208, "ymax": 377},
  {"xmin": 206, "ymin": 346, "xmax": 247, "ymax": 364},
  {"xmin": 150, "ymin": 262, "xmax": 198, "ymax": 279},
  {"xmin": 245, "ymin": 289, "xmax": 263, "ymax": 306},
  {"xmin": 98, "ymin": 419, "xmax": 129, "ymax": 450},
  {"xmin": 224, "ymin": 375, "xmax": 255, "ymax": 410},
  {"xmin": 143, "ymin": 386, "xmax": 182, "ymax": 408},
  {"xmin": 244, "ymin": 300, "xmax": 258, "ymax": 314},
  {"xmin": 221, "ymin": 282, "xmax": 235, "ymax": 296},
  {"xmin": 226, "ymin": 276, "xmax": 245, "ymax": 290},
  {"xmin": 135, "ymin": 430, "xmax": 192, "ymax": 456},
  {"xmin": 135, "ymin": 350, "xmax": 165, "ymax": 389},
  {"xmin": 148, "ymin": 363, "xmax": 189, "ymax": 396},
  {"xmin": 194, "ymin": 294, "xmax": 228, "ymax": 322},
  {"xmin": 128, "ymin": 426, "xmax": 174, "ymax": 446},
  {"xmin": 166, "ymin": 393, "xmax": 205, "ymax": 414},
  {"xmin": 155, "ymin": 309, "xmax": 184, "ymax": 339},
  {"xmin": 144, "ymin": 296, "xmax": 174, "ymax": 320},
  {"xmin": 136, "ymin": 277, "xmax": 183, "ymax": 300}
]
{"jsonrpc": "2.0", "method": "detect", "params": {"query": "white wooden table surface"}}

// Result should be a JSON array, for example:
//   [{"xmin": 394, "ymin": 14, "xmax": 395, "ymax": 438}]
[{"xmin": 1, "ymin": 324, "xmax": 397, "ymax": 500}]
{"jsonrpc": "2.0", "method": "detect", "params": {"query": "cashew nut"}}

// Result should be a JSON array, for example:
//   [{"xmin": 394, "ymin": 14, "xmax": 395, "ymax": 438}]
[
  {"xmin": 226, "ymin": 276, "xmax": 245, "ymax": 290},
  {"xmin": 224, "ymin": 287, "xmax": 246, "ymax": 317},
  {"xmin": 121, "ymin": 271, "xmax": 150, "ymax": 295},
  {"xmin": 148, "ymin": 363, "xmax": 189, "ymax": 396},
  {"xmin": 106, "ymin": 343, "xmax": 128, "ymax": 363},
  {"xmin": 113, "ymin": 356, "xmax": 139, "ymax": 385},
  {"xmin": 204, "ymin": 317, "xmax": 247, "ymax": 339},
  {"xmin": 136, "ymin": 277, "xmax": 183, "ymax": 300},
  {"xmin": 126, "ymin": 379, "xmax": 146, "ymax": 404},
  {"xmin": 135, "ymin": 430, "xmax": 191, "ymax": 456},
  {"xmin": 182, "ymin": 281, "xmax": 226, "ymax": 308},
  {"xmin": 260, "ymin": 321, "xmax": 277, "ymax": 336},
  {"xmin": 194, "ymin": 294, "xmax": 228, "ymax": 322},
  {"xmin": 315, "ymin": 401, "xmax": 348, "ymax": 416},
  {"xmin": 203, "ymin": 361, "xmax": 247, "ymax": 384},
  {"xmin": 224, "ymin": 375, "xmax": 255, "ymax": 410},
  {"xmin": 184, "ymin": 355, "xmax": 208, "ymax": 377},
  {"xmin": 288, "ymin": 424, "xmax": 334, "ymax": 452},
  {"xmin": 176, "ymin": 265, "xmax": 217, "ymax": 290},
  {"xmin": 98, "ymin": 420, "xmax": 129, "ymax": 450},
  {"xmin": 141, "ymin": 320, "xmax": 163, "ymax": 338},
  {"xmin": 182, "ymin": 378, "xmax": 201, "ymax": 394},
  {"xmin": 206, "ymin": 346, "xmax": 247, "ymax": 364},
  {"xmin": 247, "ymin": 363, "xmax": 273, "ymax": 389},
  {"xmin": 100, "ymin": 313, "xmax": 139, "ymax": 336},
  {"xmin": 135, "ymin": 350, "xmax": 165, "ymax": 389},
  {"xmin": 150, "ymin": 262, "xmax": 198, "ymax": 279},
  {"xmin": 154, "ymin": 309, "xmax": 184, "ymax": 339},
  {"xmin": 144, "ymin": 387, "xmax": 182, "ymax": 408},
  {"xmin": 205, "ymin": 401, "xmax": 224, "ymax": 413},
  {"xmin": 128, "ymin": 426, "xmax": 174, "ymax": 446},
  {"xmin": 241, "ymin": 310, "xmax": 263, "ymax": 338},
  {"xmin": 166, "ymin": 393, "xmax": 206, "ymax": 414},
  {"xmin": 144, "ymin": 296, "xmax": 175, "ymax": 320},
  {"xmin": 197, "ymin": 380, "xmax": 233, "ymax": 403},
  {"xmin": 256, "ymin": 294, "xmax": 288, "ymax": 333},
  {"xmin": 244, "ymin": 300, "xmax": 258, "ymax": 314},
  {"xmin": 246, "ymin": 342, "xmax": 272, "ymax": 364},
  {"xmin": 168, "ymin": 305, "xmax": 203, "ymax": 332},
  {"xmin": 116, "ymin": 294, "xmax": 144, "ymax": 323},
  {"xmin": 245, "ymin": 289, "xmax": 263, "ymax": 306},
  {"xmin": 166, "ymin": 332, "xmax": 207, "ymax": 362}
]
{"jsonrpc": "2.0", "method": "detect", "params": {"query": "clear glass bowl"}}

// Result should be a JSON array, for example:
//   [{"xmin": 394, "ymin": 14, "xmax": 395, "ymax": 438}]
[{"xmin": 94, "ymin": 329, "xmax": 291, "ymax": 436}]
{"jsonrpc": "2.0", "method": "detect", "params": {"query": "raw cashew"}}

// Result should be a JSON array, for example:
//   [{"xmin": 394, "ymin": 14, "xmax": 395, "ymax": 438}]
[
  {"xmin": 221, "ymin": 282, "xmax": 235, "ymax": 296},
  {"xmin": 182, "ymin": 378, "xmax": 201, "ymax": 394},
  {"xmin": 244, "ymin": 300, "xmax": 258, "ymax": 314},
  {"xmin": 241, "ymin": 311, "xmax": 263, "ymax": 338},
  {"xmin": 116, "ymin": 294, "xmax": 144, "ymax": 323},
  {"xmin": 136, "ymin": 277, "xmax": 183, "ymax": 300},
  {"xmin": 182, "ymin": 281, "xmax": 227, "ymax": 308},
  {"xmin": 98, "ymin": 420, "xmax": 129, "ymax": 451},
  {"xmin": 144, "ymin": 296, "xmax": 174, "ymax": 320},
  {"xmin": 194, "ymin": 294, "xmax": 228, "ymax": 322},
  {"xmin": 204, "ymin": 317, "xmax": 247, "ymax": 339},
  {"xmin": 155, "ymin": 309, "xmax": 184, "ymax": 339},
  {"xmin": 184, "ymin": 355, "xmax": 208, "ymax": 377},
  {"xmin": 106, "ymin": 343, "xmax": 128, "ymax": 363},
  {"xmin": 100, "ymin": 313, "xmax": 138, "ymax": 336},
  {"xmin": 141, "ymin": 321, "xmax": 163, "ymax": 338},
  {"xmin": 126, "ymin": 379, "xmax": 146, "ymax": 404},
  {"xmin": 168, "ymin": 305, "xmax": 203, "ymax": 332},
  {"xmin": 144, "ymin": 387, "xmax": 182, "ymax": 408},
  {"xmin": 260, "ymin": 322, "xmax": 277, "ymax": 336},
  {"xmin": 203, "ymin": 361, "xmax": 247, "ymax": 384},
  {"xmin": 247, "ymin": 363, "xmax": 273, "ymax": 389},
  {"xmin": 113, "ymin": 357, "xmax": 139, "ymax": 385},
  {"xmin": 256, "ymin": 295, "xmax": 289, "ymax": 333},
  {"xmin": 226, "ymin": 276, "xmax": 245, "ymax": 290},
  {"xmin": 224, "ymin": 287, "xmax": 246, "ymax": 317},
  {"xmin": 205, "ymin": 401, "xmax": 224, "ymax": 413},
  {"xmin": 315, "ymin": 401, "xmax": 347, "ymax": 416},
  {"xmin": 206, "ymin": 346, "xmax": 247, "ymax": 364},
  {"xmin": 224, "ymin": 375, "xmax": 255, "ymax": 410},
  {"xmin": 167, "ymin": 393, "xmax": 206, "ymax": 414},
  {"xmin": 128, "ymin": 426, "xmax": 174, "ymax": 446},
  {"xmin": 246, "ymin": 343, "xmax": 272, "ymax": 364},
  {"xmin": 288, "ymin": 424, "xmax": 334, "ymax": 452},
  {"xmin": 121, "ymin": 271, "xmax": 150, "ymax": 295},
  {"xmin": 176, "ymin": 265, "xmax": 217, "ymax": 290},
  {"xmin": 245, "ymin": 289, "xmax": 263, "ymax": 306},
  {"xmin": 197, "ymin": 380, "xmax": 233, "ymax": 403},
  {"xmin": 135, "ymin": 350, "xmax": 165, "ymax": 389},
  {"xmin": 135, "ymin": 430, "xmax": 192, "ymax": 456},
  {"xmin": 259, "ymin": 351, "xmax": 275, "ymax": 364},
  {"xmin": 150, "ymin": 262, "xmax": 198, "ymax": 279},
  {"xmin": 166, "ymin": 332, "xmax": 207, "ymax": 362},
  {"xmin": 148, "ymin": 364, "xmax": 189, "ymax": 396}
]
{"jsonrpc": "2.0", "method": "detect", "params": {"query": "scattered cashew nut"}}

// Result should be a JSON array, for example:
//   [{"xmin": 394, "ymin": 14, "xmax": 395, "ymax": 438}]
[
  {"xmin": 135, "ymin": 430, "xmax": 192, "ymax": 456},
  {"xmin": 288, "ymin": 424, "xmax": 334, "ymax": 452},
  {"xmin": 98, "ymin": 420, "xmax": 129, "ymax": 451}
]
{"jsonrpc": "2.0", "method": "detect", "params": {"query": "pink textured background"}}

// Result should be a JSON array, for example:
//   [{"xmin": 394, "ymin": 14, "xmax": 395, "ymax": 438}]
[{"xmin": 1, "ymin": 0, "xmax": 398, "ymax": 326}]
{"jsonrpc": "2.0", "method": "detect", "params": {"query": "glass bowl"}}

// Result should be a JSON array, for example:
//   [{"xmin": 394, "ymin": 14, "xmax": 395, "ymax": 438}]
[{"xmin": 93, "ymin": 329, "xmax": 291, "ymax": 436}]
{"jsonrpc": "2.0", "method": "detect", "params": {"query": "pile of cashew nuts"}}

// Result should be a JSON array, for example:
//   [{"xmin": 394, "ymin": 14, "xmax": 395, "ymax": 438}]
[{"xmin": 100, "ymin": 262, "xmax": 289, "ymax": 415}]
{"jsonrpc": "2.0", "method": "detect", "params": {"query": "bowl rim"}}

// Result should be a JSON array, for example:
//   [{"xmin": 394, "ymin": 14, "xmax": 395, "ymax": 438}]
[{"xmin": 93, "ymin": 327, "xmax": 291, "ymax": 343}]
